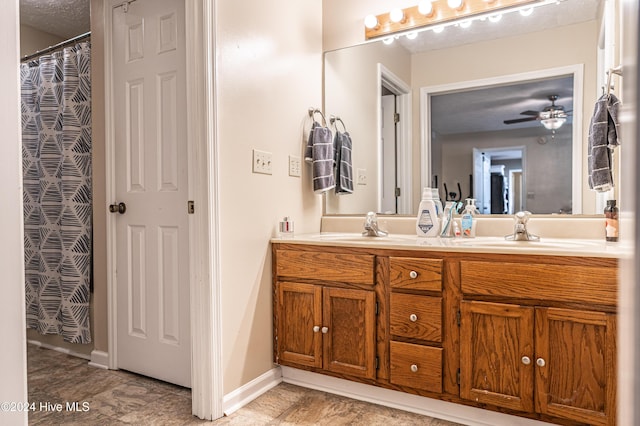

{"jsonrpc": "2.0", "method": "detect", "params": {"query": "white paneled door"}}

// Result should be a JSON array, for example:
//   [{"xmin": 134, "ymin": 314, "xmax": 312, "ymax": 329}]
[{"xmin": 111, "ymin": 0, "xmax": 190, "ymax": 387}]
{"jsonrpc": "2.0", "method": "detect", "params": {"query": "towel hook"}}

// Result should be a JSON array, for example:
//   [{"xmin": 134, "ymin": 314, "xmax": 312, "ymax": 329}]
[
  {"xmin": 308, "ymin": 107, "xmax": 327, "ymax": 126},
  {"xmin": 606, "ymin": 66, "xmax": 623, "ymax": 98},
  {"xmin": 329, "ymin": 115, "xmax": 347, "ymax": 132}
]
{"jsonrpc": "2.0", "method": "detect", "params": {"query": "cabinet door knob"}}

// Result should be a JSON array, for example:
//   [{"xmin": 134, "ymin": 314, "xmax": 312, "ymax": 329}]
[
  {"xmin": 409, "ymin": 314, "xmax": 418, "ymax": 322},
  {"xmin": 313, "ymin": 326, "xmax": 320, "ymax": 333},
  {"xmin": 409, "ymin": 271, "xmax": 418, "ymax": 279},
  {"xmin": 410, "ymin": 364, "xmax": 418, "ymax": 373},
  {"xmin": 536, "ymin": 358, "xmax": 546, "ymax": 367},
  {"xmin": 321, "ymin": 326, "xmax": 329, "ymax": 334},
  {"xmin": 521, "ymin": 356, "xmax": 531, "ymax": 365}
]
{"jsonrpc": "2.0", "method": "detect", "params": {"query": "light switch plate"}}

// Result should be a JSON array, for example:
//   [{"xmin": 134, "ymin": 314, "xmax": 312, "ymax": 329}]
[
  {"xmin": 357, "ymin": 168, "xmax": 367, "ymax": 185},
  {"xmin": 253, "ymin": 149, "xmax": 272, "ymax": 175},
  {"xmin": 289, "ymin": 155, "xmax": 301, "ymax": 177}
]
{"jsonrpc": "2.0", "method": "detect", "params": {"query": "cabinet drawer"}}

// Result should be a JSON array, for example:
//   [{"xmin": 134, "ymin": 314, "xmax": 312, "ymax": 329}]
[
  {"xmin": 276, "ymin": 249, "xmax": 374, "ymax": 285},
  {"xmin": 389, "ymin": 257, "xmax": 442, "ymax": 291},
  {"xmin": 390, "ymin": 293, "xmax": 442, "ymax": 342},
  {"xmin": 460, "ymin": 261, "xmax": 617, "ymax": 306},
  {"xmin": 390, "ymin": 341, "xmax": 442, "ymax": 393}
]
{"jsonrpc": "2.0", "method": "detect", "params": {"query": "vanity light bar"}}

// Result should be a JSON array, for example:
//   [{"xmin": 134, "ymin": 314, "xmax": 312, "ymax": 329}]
[{"xmin": 364, "ymin": 0, "xmax": 543, "ymax": 40}]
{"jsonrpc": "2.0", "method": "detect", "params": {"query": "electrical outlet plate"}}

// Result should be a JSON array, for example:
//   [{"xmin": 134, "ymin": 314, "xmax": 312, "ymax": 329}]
[
  {"xmin": 253, "ymin": 149, "xmax": 272, "ymax": 175},
  {"xmin": 357, "ymin": 168, "xmax": 367, "ymax": 185},
  {"xmin": 289, "ymin": 155, "xmax": 301, "ymax": 177}
]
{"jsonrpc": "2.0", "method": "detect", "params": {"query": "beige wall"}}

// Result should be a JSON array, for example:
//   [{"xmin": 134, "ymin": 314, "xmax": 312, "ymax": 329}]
[
  {"xmin": 216, "ymin": 0, "xmax": 323, "ymax": 393},
  {"xmin": 20, "ymin": 25, "xmax": 64, "ymax": 58},
  {"xmin": 324, "ymin": 42, "xmax": 411, "ymax": 214},
  {"xmin": 1, "ymin": 0, "xmax": 28, "ymax": 422}
]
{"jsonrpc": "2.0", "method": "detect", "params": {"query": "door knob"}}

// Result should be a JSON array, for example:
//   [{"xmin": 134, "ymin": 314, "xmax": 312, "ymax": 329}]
[
  {"xmin": 313, "ymin": 326, "xmax": 320, "ymax": 333},
  {"xmin": 109, "ymin": 202, "xmax": 127, "ymax": 214},
  {"xmin": 409, "ymin": 271, "xmax": 418, "ymax": 279}
]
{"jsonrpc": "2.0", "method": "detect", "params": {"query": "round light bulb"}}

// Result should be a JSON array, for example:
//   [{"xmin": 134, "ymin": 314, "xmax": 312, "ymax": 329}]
[
  {"xmin": 364, "ymin": 15, "xmax": 378, "ymax": 29},
  {"xmin": 447, "ymin": 0, "xmax": 464, "ymax": 10},
  {"xmin": 459, "ymin": 19, "xmax": 472, "ymax": 28},
  {"xmin": 432, "ymin": 25, "xmax": 445, "ymax": 34},
  {"xmin": 418, "ymin": 1, "xmax": 434, "ymax": 16},
  {"xmin": 406, "ymin": 31, "xmax": 418, "ymax": 40},
  {"xmin": 390, "ymin": 8, "xmax": 404, "ymax": 23},
  {"xmin": 488, "ymin": 13, "xmax": 502, "ymax": 23},
  {"xmin": 519, "ymin": 7, "xmax": 534, "ymax": 17},
  {"xmin": 383, "ymin": 37, "xmax": 395, "ymax": 45}
]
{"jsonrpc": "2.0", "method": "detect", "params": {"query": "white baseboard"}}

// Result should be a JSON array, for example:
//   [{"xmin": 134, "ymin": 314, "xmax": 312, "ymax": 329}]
[
  {"xmin": 89, "ymin": 350, "xmax": 110, "ymax": 369},
  {"xmin": 27, "ymin": 339, "xmax": 91, "ymax": 361},
  {"xmin": 223, "ymin": 367, "xmax": 282, "ymax": 416},
  {"xmin": 281, "ymin": 367, "xmax": 553, "ymax": 426}
]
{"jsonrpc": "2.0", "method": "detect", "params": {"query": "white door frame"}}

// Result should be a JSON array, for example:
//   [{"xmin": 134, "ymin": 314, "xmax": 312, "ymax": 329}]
[
  {"xmin": 420, "ymin": 64, "xmax": 584, "ymax": 214},
  {"xmin": 104, "ymin": 0, "xmax": 222, "ymax": 420},
  {"xmin": 377, "ymin": 64, "xmax": 412, "ymax": 215}
]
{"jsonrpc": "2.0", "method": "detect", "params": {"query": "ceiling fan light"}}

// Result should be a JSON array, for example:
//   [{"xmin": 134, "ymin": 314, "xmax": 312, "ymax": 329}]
[{"xmin": 541, "ymin": 117, "xmax": 566, "ymax": 130}]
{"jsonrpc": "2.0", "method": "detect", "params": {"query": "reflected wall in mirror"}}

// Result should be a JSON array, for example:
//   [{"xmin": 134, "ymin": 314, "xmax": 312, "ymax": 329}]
[{"xmin": 324, "ymin": 0, "xmax": 610, "ymax": 216}]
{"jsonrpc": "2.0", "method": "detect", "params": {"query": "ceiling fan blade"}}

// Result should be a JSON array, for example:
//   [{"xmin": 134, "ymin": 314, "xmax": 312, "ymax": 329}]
[
  {"xmin": 504, "ymin": 116, "xmax": 538, "ymax": 125},
  {"xmin": 520, "ymin": 110, "xmax": 540, "ymax": 116}
]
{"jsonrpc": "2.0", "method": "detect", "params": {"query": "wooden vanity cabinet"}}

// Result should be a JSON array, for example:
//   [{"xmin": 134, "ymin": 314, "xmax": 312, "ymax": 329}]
[
  {"xmin": 388, "ymin": 257, "xmax": 444, "ymax": 394},
  {"xmin": 273, "ymin": 243, "xmax": 619, "ymax": 426},
  {"xmin": 460, "ymin": 260, "xmax": 618, "ymax": 426},
  {"xmin": 274, "ymin": 248, "xmax": 377, "ymax": 380}
]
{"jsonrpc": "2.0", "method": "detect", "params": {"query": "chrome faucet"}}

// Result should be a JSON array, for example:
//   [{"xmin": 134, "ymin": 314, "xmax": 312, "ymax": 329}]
[
  {"xmin": 363, "ymin": 212, "xmax": 388, "ymax": 237},
  {"xmin": 505, "ymin": 211, "xmax": 539, "ymax": 241}
]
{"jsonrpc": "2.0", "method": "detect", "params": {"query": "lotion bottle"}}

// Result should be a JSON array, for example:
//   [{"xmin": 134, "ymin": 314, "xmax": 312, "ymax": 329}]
[
  {"xmin": 416, "ymin": 188, "xmax": 440, "ymax": 237},
  {"xmin": 604, "ymin": 200, "xmax": 619, "ymax": 242},
  {"xmin": 460, "ymin": 198, "xmax": 477, "ymax": 238}
]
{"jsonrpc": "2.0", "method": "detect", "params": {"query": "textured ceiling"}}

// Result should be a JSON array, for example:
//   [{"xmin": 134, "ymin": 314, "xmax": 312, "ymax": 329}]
[{"xmin": 20, "ymin": 0, "xmax": 90, "ymax": 39}]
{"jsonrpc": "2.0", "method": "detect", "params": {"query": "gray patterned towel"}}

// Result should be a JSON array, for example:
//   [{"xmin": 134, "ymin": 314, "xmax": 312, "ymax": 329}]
[
  {"xmin": 304, "ymin": 121, "xmax": 320, "ymax": 163},
  {"xmin": 311, "ymin": 125, "xmax": 335, "ymax": 193},
  {"xmin": 588, "ymin": 94, "xmax": 621, "ymax": 192},
  {"xmin": 334, "ymin": 131, "xmax": 353, "ymax": 194}
]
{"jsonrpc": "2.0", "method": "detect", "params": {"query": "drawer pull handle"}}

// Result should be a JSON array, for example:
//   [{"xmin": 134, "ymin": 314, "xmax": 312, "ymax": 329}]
[
  {"xmin": 410, "ymin": 364, "xmax": 418, "ymax": 373},
  {"xmin": 313, "ymin": 326, "xmax": 320, "ymax": 333},
  {"xmin": 321, "ymin": 326, "xmax": 329, "ymax": 334},
  {"xmin": 409, "ymin": 271, "xmax": 418, "ymax": 279},
  {"xmin": 409, "ymin": 314, "xmax": 418, "ymax": 322},
  {"xmin": 521, "ymin": 356, "xmax": 531, "ymax": 365},
  {"xmin": 536, "ymin": 358, "xmax": 546, "ymax": 367}
]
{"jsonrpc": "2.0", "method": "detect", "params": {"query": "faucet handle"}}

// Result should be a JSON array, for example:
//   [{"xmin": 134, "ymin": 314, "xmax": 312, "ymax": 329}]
[{"xmin": 514, "ymin": 211, "xmax": 532, "ymax": 223}]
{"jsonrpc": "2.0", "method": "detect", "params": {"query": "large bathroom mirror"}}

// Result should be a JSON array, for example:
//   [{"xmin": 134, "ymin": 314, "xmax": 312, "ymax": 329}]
[{"xmin": 324, "ymin": 0, "xmax": 614, "ymax": 216}]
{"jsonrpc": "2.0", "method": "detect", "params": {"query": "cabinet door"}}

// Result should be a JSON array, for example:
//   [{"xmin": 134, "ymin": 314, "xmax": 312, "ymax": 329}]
[
  {"xmin": 535, "ymin": 308, "xmax": 616, "ymax": 426},
  {"xmin": 323, "ymin": 287, "xmax": 376, "ymax": 379},
  {"xmin": 276, "ymin": 282, "xmax": 322, "ymax": 368},
  {"xmin": 460, "ymin": 301, "xmax": 534, "ymax": 412}
]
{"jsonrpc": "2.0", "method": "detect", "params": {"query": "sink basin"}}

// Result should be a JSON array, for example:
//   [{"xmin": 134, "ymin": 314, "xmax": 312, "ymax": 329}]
[
  {"xmin": 305, "ymin": 233, "xmax": 416, "ymax": 244},
  {"xmin": 449, "ymin": 237, "xmax": 603, "ymax": 250}
]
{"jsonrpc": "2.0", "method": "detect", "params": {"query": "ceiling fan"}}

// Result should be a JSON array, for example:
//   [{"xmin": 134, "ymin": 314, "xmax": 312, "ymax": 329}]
[{"xmin": 503, "ymin": 95, "xmax": 571, "ymax": 131}]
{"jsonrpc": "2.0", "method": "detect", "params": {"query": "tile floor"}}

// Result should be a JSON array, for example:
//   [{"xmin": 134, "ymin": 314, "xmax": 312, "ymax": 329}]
[{"xmin": 27, "ymin": 344, "xmax": 461, "ymax": 425}]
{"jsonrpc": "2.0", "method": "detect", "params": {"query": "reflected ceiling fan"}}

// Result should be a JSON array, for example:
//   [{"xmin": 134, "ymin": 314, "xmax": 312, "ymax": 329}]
[{"xmin": 503, "ymin": 95, "xmax": 571, "ymax": 132}]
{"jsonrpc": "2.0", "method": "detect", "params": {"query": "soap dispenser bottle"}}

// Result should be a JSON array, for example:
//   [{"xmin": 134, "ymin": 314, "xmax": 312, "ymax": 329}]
[
  {"xmin": 604, "ymin": 200, "xmax": 619, "ymax": 242},
  {"xmin": 416, "ymin": 188, "xmax": 440, "ymax": 237},
  {"xmin": 460, "ymin": 198, "xmax": 477, "ymax": 238}
]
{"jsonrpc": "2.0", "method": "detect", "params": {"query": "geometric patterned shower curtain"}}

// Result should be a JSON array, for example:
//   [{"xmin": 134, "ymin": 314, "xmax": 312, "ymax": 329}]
[{"xmin": 21, "ymin": 41, "xmax": 92, "ymax": 344}]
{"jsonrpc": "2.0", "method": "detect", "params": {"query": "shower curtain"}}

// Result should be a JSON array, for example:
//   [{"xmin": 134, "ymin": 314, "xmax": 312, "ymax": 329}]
[{"xmin": 21, "ymin": 41, "xmax": 92, "ymax": 344}]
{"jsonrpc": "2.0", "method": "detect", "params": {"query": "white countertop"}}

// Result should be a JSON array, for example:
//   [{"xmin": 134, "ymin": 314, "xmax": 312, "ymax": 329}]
[{"xmin": 272, "ymin": 232, "xmax": 631, "ymax": 258}]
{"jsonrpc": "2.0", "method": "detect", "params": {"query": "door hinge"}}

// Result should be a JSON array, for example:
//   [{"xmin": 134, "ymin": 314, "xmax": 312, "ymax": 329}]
[
  {"xmin": 187, "ymin": 200, "xmax": 195, "ymax": 214},
  {"xmin": 394, "ymin": 112, "xmax": 400, "ymax": 124},
  {"xmin": 456, "ymin": 310, "xmax": 461, "ymax": 326},
  {"xmin": 457, "ymin": 368, "xmax": 461, "ymax": 385},
  {"xmin": 395, "ymin": 187, "xmax": 401, "ymax": 197},
  {"xmin": 375, "ymin": 356, "xmax": 379, "ymax": 370}
]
